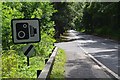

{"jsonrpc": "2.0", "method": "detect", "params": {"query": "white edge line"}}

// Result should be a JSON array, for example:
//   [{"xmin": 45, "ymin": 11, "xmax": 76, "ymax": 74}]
[{"xmin": 79, "ymin": 44, "xmax": 120, "ymax": 79}]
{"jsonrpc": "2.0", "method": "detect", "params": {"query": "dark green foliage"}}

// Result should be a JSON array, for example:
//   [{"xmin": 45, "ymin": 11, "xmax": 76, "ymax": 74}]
[
  {"xmin": 81, "ymin": 2, "xmax": 120, "ymax": 40},
  {"xmin": 1, "ymin": 2, "xmax": 120, "ymax": 78},
  {"xmin": 52, "ymin": 2, "xmax": 84, "ymax": 38},
  {"xmin": 52, "ymin": 2, "xmax": 119, "ymax": 40},
  {"xmin": 52, "ymin": 2, "xmax": 67, "ymax": 38},
  {"xmin": 2, "ymin": 2, "xmax": 56, "ymax": 78}
]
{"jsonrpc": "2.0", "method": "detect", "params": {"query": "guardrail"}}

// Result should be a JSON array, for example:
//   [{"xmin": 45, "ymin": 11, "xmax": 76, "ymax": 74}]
[{"xmin": 38, "ymin": 47, "xmax": 58, "ymax": 80}]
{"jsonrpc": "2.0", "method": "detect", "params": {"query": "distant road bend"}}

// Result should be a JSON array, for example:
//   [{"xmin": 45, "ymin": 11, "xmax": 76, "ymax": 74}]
[{"xmin": 55, "ymin": 30, "xmax": 119, "ymax": 79}]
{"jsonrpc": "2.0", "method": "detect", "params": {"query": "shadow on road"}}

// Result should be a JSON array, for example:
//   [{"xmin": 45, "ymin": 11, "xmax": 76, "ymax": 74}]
[
  {"xmin": 55, "ymin": 30, "xmax": 119, "ymax": 76},
  {"xmin": 55, "ymin": 33, "xmax": 85, "ymax": 43}
]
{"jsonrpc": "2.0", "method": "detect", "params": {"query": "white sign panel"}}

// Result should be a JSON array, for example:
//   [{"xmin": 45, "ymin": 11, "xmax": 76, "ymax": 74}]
[
  {"xmin": 11, "ymin": 18, "xmax": 40, "ymax": 44},
  {"xmin": 23, "ymin": 44, "xmax": 34, "ymax": 57}
]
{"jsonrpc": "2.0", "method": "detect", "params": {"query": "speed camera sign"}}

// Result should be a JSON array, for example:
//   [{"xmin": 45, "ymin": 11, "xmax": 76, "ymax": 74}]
[{"xmin": 11, "ymin": 18, "xmax": 40, "ymax": 44}]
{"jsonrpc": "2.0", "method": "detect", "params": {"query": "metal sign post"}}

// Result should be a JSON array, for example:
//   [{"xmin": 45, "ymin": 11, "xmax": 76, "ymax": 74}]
[
  {"xmin": 27, "ymin": 56, "xmax": 29, "ymax": 66},
  {"xmin": 23, "ymin": 44, "xmax": 34, "ymax": 66},
  {"xmin": 11, "ymin": 18, "xmax": 41, "ymax": 66}
]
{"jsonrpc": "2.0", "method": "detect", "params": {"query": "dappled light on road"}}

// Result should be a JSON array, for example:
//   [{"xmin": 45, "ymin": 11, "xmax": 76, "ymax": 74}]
[{"xmin": 55, "ymin": 30, "xmax": 119, "ymax": 78}]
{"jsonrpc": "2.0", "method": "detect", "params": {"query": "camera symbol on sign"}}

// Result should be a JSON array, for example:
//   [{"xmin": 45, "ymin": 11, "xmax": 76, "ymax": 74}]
[
  {"xmin": 16, "ymin": 23, "xmax": 37, "ymax": 40},
  {"xmin": 11, "ymin": 19, "xmax": 40, "ymax": 44}
]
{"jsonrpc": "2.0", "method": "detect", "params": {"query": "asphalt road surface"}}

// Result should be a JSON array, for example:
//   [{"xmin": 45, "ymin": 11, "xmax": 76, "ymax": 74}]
[{"xmin": 55, "ymin": 30, "xmax": 119, "ymax": 79}]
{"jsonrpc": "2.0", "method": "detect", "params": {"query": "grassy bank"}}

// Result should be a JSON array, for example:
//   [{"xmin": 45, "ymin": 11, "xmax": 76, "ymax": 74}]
[
  {"xmin": 2, "ymin": 50, "xmax": 45, "ymax": 78},
  {"xmin": 50, "ymin": 48, "xmax": 66, "ymax": 80}
]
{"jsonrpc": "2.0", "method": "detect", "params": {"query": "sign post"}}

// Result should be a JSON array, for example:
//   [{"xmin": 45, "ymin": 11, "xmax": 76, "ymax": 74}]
[
  {"xmin": 27, "ymin": 57, "xmax": 29, "ymax": 66},
  {"xmin": 11, "ymin": 18, "xmax": 40, "ymax": 66},
  {"xmin": 23, "ymin": 44, "xmax": 34, "ymax": 66}
]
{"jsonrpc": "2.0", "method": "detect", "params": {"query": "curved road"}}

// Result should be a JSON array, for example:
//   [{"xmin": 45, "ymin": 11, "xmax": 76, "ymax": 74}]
[
  {"xmin": 68, "ymin": 30, "xmax": 119, "ymax": 74},
  {"xmin": 55, "ymin": 30, "xmax": 119, "ymax": 79}
]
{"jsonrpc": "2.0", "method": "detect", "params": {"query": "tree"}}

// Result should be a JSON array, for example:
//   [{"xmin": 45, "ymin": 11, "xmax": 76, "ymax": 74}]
[
  {"xmin": 2, "ymin": 2, "xmax": 56, "ymax": 78},
  {"xmin": 52, "ymin": 2, "xmax": 83, "ymax": 38}
]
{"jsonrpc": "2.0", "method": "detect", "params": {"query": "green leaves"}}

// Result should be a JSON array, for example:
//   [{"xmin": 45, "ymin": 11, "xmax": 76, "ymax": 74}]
[
  {"xmin": 81, "ymin": 2, "xmax": 119, "ymax": 40},
  {"xmin": 2, "ymin": 50, "xmax": 18, "ymax": 78},
  {"xmin": 50, "ymin": 48, "xmax": 66, "ymax": 79},
  {"xmin": 2, "ymin": 2, "xmax": 56, "ymax": 78},
  {"xmin": 2, "ymin": 2, "xmax": 24, "ymax": 50}
]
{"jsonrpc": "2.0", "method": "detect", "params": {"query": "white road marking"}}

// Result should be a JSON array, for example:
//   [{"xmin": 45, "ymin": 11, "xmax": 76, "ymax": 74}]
[
  {"xmin": 72, "ymin": 32, "xmax": 120, "ymax": 79},
  {"xmin": 79, "ymin": 44, "xmax": 120, "ymax": 79}
]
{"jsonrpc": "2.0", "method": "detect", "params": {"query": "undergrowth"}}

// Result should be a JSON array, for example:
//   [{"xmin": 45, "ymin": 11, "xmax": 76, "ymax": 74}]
[{"xmin": 50, "ymin": 48, "xmax": 66, "ymax": 80}]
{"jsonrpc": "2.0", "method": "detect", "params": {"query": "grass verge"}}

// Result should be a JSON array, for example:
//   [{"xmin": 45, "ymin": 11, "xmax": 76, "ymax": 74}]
[{"xmin": 50, "ymin": 48, "xmax": 66, "ymax": 80}]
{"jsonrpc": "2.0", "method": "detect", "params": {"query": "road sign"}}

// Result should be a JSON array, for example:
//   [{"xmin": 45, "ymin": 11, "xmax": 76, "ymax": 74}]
[
  {"xmin": 23, "ymin": 44, "xmax": 34, "ymax": 57},
  {"xmin": 11, "ymin": 18, "xmax": 40, "ymax": 44}
]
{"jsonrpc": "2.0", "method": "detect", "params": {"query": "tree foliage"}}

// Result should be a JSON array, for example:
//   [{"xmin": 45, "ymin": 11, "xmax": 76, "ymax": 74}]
[
  {"xmin": 52, "ymin": 2, "xmax": 83, "ymax": 38},
  {"xmin": 2, "ymin": 2, "xmax": 119, "ymax": 78},
  {"xmin": 52, "ymin": 2, "xmax": 119, "ymax": 40},
  {"xmin": 81, "ymin": 2, "xmax": 119, "ymax": 40},
  {"xmin": 2, "ymin": 2, "xmax": 56, "ymax": 78}
]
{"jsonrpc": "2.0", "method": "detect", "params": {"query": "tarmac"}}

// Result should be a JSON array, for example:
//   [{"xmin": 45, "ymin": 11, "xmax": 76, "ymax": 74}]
[{"xmin": 54, "ymin": 30, "xmax": 118, "ymax": 79}]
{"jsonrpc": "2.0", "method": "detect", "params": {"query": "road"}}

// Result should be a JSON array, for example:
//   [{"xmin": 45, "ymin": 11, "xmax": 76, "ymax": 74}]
[
  {"xmin": 55, "ymin": 30, "xmax": 119, "ymax": 79},
  {"xmin": 68, "ymin": 30, "xmax": 119, "ymax": 74}
]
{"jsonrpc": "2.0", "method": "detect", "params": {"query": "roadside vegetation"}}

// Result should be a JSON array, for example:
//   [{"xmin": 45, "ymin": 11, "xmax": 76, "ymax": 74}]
[
  {"xmin": 2, "ymin": 2, "xmax": 56, "ymax": 78},
  {"xmin": 1, "ymin": 1, "xmax": 119, "ymax": 79},
  {"xmin": 52, "ymin": 2, "xmax": 120, "ymax": 40},
  {"xmin": 0, "ymin": 2, "xmax": 2, "ymax": 79},
  {"xmin": 50, "ymin": 48, "xmax": 66, "ymax": 79}
]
